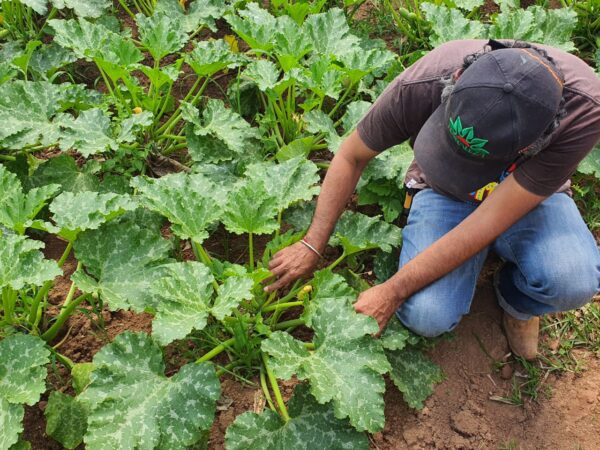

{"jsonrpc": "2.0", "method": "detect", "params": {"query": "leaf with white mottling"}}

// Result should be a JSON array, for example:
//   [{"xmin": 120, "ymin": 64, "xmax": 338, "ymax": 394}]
[
  {"xmin": 262, "ymin": 298, "xmax": 390, "ymax": 432},
  {"xmin": 304, "ymin": 8, "xmax": 360, "ymax": 59},
  {"xmin": 155, "ymin": 0, "xmax": 228, "ymax": 33},
  {"xmin": 51, "ymin": 0, "xmax": 111, "ymax": 17},
  {"xmin": 0, "ymin": 165, "xmax": 60, "ymax": 235},
  {"xmin": 244, "ymin": 157, "xmax": 320, "ymax": 211},
  {"xmin": 386, "ymin": 347, "xmax": 444, "ymax": 409},
  {"xmin": 20, "ymin": 0, "xmax": 47, "ymax": 14},
  {"xmin": 0, "ymin": 234, "xmax": 61, "ymax": 290},
  {"xmin": 0, "ymin": 398, "xmax": 23, "ymax": 450},
  {"xmin": 211, "ymin": 274, "xmax": 254, "ymax": 320},
  {"xmin": 150, "ymin": 262, "xmax": 214, "ymax": 345},
  {"xmin": 225, "ymin": 3, "xmax": 278, "ymax": 52},
  {"xmin": 330, "ymin": 211, "xmax": 402, "ymax": 254},
  {"xmin": 45, "ymin": 392, "xmax": 87, "ymax": 450},
  {"xmin": 243, "ymin": 60, "xmax": 280, "ymax": 92},
  {"xmin": 50, "ymin": 191, "xmax": 136, "ymax": 241},
  {"xmin": 73, "ymin": 221, "xmax": 172, "ymax": 312},
  {"xmin": 117, "ymin": 111, "xmax": 153, "ymax": 143},
  {"xmin": 49, "ymin": 18, "xmax": 142, "ymax": 67},
  {"xmin": 222, "ymin": 181, "xmax": 279, "ymax": 235},
  {"xmin": 338, "ymin": 48, "xmax": 396, "ymax": 83},
  {"xmin": 0, "ymin": 81, "xmax": 65, "ymax": 149},
  {"xmin": 578, "ymin": 145, "xmax": 600, "ymax": 176},
  {"xmin": 453, "ymin": 0, "xmax": 484, "ymax": 10},
  {"xmin": 187, "ymin": 40, "xmax": 244, "ymax": 77},
  {"xmin": 29, "ymin": 155, "xmax": 100, "ymax": 193},
  {"xmin": 132, "ymin": 172, "xmax": 220, "ymax": 244},
  {"xmin": 183, "ymin": 99, "xmax": 260, "ymax": 164},
  {"xmin": 80, "ymin": 332, "xmax": 220, "ymax": 450},
  {"xmin": 57, "ymin": 109, "xmax": 118, "ymax": 157},
  {"xmin": 421, "ymin": 4, "xmax": 486, "ymax": 47},
  {"xmin": 380, "ymin": 318, "xmax": 421, "ymax": 351},
  {"xmin": 0, "ymin": 335, "xmax": 50, "ymax": 450},
  {"xmin": 136, "ymin": 13, "xmax": 189, "ymax": 61},
  {"xmin": 225, "ymin": 384, "xmax": 369, "ymax": 450}
]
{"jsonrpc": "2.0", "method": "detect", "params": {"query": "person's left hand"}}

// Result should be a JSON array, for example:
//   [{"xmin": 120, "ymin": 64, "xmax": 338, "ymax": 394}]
[{"xmin": 354, "ymin": 283, "xmax": 403, "ymax": 335}]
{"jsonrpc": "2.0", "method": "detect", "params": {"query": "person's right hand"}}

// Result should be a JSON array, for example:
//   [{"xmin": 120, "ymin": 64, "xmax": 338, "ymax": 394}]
[{"xmin": 264, "ymin": 241, "xmax": 321, "ymax": 293}]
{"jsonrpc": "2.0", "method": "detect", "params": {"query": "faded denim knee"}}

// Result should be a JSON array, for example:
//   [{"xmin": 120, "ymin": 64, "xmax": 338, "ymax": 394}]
[{"xmin": 396, "ymin": 293, "xmax": 463, "ymax": 338}]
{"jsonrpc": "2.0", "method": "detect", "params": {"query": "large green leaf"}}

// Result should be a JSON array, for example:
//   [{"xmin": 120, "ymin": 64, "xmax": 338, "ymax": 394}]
[
  {"xmin": 0, "ymin": 81, "xmax": 65, "ymax": 149},
  {"xmin": 528, "ymin": 6, "xmax": 577, "ymax": 52},
  {"xmin": 29, "ymin": 43, "xmax": 77, "ymax": 79},
  {"xmin": 131, "ymin": 172, "xmax": 220, "ymax": 244},
  {"xmin": 272, "ymin": 16, "xmax": 312, "ymax": 71},
  {"xmin": 22, "ymin": 0, "xmax": 110, "ymax": 17},
  {"xmin": 262, "ymin": 298, "xmax": 390, "ymax": 432},
  {"xmin": 421, "ymin": 4, "xmax": 486, "ymax": 47},
  {"xmin": 330, "ymin": 211, "xmax": 402, "ymax": 254},
  {"xmin": 72, "ymin": 221, "xmax": 172, "ymax": 312},
  {"xmin": 222, "ymin": 181, "xmax": 279, "ymax": 235},
  {"xmin": 0, "ymin": 165, "xmax": 60, "ymax": 234},
  {"xmin": 244, "ymin": 157, "xmax": 320, "ymax": 211},
  {"xmin": 50, "ymin": 191, "xmax": 136, "ymax": 241},
  {"xmin": 0, "ymin": 398, "xmax": 23, "ymax": 450},
  {"xmin": 488, "ymin": 8, "xmax": 537, "ymax": 41},
  {"xmin": 45, "ymin": 392, "xmax": 87, "ymax": 450},
  {"xmin": 225, "ymin": 384, "xmax": 369, "ymax": 450},
  {"xmin": 339, "ymin": 48, "xmax": 396, "ymax": 83},
  {"xmin": 183, "ymin": 99, "xmax": 260, "ymax": 164},
  {"xmin": 155, "ymin": 0, "xmax": 228, "ymax": 33},
  {"xmin": 453, "ymin": 0, "xmax": 484, "ymax": 10},
  {"xmin": 136, "ymin": 13, "xmax": 189, "ymax": 61},
  {"xmin": 0, "ymin": 335, "xmax": 50, "ymax": 450},
  {"xmin": 151, "ymin": 262, "xmax": 253, "ymax": 345},
  {"xmin": 57, "ymin": 109, "xmax": 118, "ymax": 157},
  {"xmin": 225, "ymin": 3, "xmax": 278, "ymax": 52},
  {"xmin": 186, "ymin": 40, "xmax": 244, "ymax": 78},
  {"xmin": 386, "ymin": 346, "xmax": 444, "ymax": 409},
  {"xmin": 304, "ymin": 8, "xmax": 359, "ymax": 59},
  {"xmin": 54, "ymin": 0, "xmax": 110, "ymax": 17},
  {"xmin": 243, "ymin": 60, "xmax": 280, "ymax": 92},
  {"xmin": 79, "ymin": 332, "xmax": 221, "ymax": 450},
  {"xmin": 49, "ymin": 18, "xmax": 142, "ymax": 67},
  {"xmin": 0, "ymin": 234, "xmax": 61, "ymax": 290},
  {"xmin": 29, "ymin": 155, "xmax": 101, "ymax": 193}
]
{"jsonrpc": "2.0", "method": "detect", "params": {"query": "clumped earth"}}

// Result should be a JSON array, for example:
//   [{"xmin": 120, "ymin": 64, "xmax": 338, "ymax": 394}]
[{"xmin": 23, "ymin": 241, "xmax": 600, "ymax": 449}]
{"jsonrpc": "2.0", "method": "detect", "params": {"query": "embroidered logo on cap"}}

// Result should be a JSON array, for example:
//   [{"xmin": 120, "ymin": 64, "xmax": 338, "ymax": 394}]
[{"xmin": 448, "ymin": 116, "xmax": 489, "ymax": 157}]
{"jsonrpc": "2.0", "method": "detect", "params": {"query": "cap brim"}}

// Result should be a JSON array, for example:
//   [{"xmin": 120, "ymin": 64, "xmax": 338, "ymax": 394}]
[{"xmin": 413, "ymin": 105, "xmax": 509, "ymax": 198}]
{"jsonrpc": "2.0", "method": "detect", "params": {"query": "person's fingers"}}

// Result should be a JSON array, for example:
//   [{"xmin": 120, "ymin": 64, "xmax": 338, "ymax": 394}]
[
  {"xmin": 268, "ymin": 256, "xmax": 285, "ymax": 271},
  {"xmin": 264, "ymin": 273, "xmax": 293, "ymax": 293},
  {"xmin": 269, "ymin": 264, "xmax": 287, "ymax": 278}
]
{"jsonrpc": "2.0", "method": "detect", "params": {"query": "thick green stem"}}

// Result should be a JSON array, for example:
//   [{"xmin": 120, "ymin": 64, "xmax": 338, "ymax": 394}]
[
  {"xmin": 327, "ymin": 251, "xmax": 347, "ymax": 271},
  {"xmin": 272, "ymin": 318, "xmax": 305, "ymax": 330},
  {"xmin": 260, "ymin": 367, "xmax": 277, "ymax": 411},
  {"xmin": 2, "ymin": 286, "xmax": 16, "ymax": 324},
  {"xmin": 261, "ymin": 353, "xmax": 289, "ymax": 422},
  {"xmin": 0, "ymin": 155, "xmax": 16, "ymax": 161},
  {"xmin": 248, "ymin": 232, "xmax": 254, "ymax": 270},
  {"xmin": 196, "ymin": 337, "xmax": 235, "ymax": 363},
  {"xmin": 262, "ymin": 301, "xmax": 303, "ymax": 313},
  {"xmin": 28, "ymin": 241, "xmax": 73, "ymax": 325},
  {"xmin": 41, "ymin": 293, "xmax": 91, "ymax": 342}
]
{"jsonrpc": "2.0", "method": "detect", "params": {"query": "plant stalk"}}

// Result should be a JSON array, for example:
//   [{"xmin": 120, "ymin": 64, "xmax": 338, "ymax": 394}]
[
  {"xmin": 197, "ymin": 337, "xmax": 235, "ymax": 363},
  {"xmin": 261, "ymin": 353, "xmax": 289, "ymax": 421}
]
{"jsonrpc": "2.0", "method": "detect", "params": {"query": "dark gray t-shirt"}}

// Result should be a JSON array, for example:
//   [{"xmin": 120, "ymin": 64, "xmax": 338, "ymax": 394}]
[{"xmin": 357, "ymin": 40, "xmax": 600, "ymax": 202}]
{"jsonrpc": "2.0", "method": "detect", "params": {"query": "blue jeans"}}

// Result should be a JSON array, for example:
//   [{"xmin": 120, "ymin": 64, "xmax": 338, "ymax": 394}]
[{"xmin": 396, "ymin": 189, "xmax": 600, "ymax": 337}]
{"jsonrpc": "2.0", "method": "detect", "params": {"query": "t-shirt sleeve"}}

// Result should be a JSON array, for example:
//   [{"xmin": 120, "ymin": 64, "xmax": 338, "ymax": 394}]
[
  {"xmin": 513, "ymin": 101, "xmax": 600, "ymax": 196},
  {"xmin": 356, "ymin": 80, "xmax": 410, "ymax": 152}
]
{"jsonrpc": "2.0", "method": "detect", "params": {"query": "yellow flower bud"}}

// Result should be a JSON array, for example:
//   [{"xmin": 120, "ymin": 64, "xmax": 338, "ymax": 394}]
[{"xmin": 133, "ymin": 107, "xmax": 143, "ymax": 114}]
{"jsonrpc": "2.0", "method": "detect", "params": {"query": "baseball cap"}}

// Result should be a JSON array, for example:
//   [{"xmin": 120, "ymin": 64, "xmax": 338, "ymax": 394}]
[{"xmin": 413, "ymin": 45, "xmax": 564, "ymax": 199}]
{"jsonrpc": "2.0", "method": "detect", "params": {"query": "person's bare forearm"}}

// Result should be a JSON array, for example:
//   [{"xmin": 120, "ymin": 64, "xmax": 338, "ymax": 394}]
[
  {"xmin": 388, "ymin": 176, "xmax": 545, "ymax": 303},
  {"xmin": 354, "ymin": 175, "xmax": 547, "ymax": 330},
  {"xmin": 304, "ymin": 132, "xmax": 374, "ymax": 250}
]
